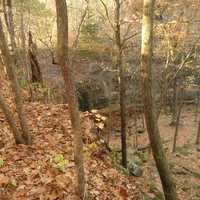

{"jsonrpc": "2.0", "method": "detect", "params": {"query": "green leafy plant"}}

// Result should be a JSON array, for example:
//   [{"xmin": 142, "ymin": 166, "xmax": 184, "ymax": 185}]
[
  {"xmin": 0, "ymin": 158, "xmax": 4, "ymax": 167},
  {"xmin": 53, "ymin": 154, "xmax": 69, "ymax": 172}
]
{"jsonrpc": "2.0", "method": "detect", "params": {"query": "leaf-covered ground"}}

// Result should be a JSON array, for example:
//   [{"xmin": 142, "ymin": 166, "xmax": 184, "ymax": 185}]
[
  {"xmin": 0, "ymin": 70, "xmax": 199, "ymax": 199},
  {"xmin": 0, "ymin": 103, "xmax": 148, "ymax": 200}
]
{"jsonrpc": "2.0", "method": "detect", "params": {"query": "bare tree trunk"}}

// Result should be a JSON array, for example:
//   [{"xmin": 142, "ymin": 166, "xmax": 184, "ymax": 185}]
[
  {"xmin": 28, "ymin": 31, "xmax": 43, "ymax": 84},
  {"xmin": 115, "ymin": 0, "xmax": 127, "ymax": 168},
  {"xmin": 196, "ymin": 87, "xmax": 200, "ymax": 145},
  {"xmin": 171, "ymin": 78, "xmax": 178, "ymax": 126},
  {"xmin": 140, "ymin": 1, "xmax": 177, "ymax": 200},
  {"xmin": 172, "ymin": 88, "xmax": 184, "ymax": 153},
  {"xmin": 19, "ymin": 0, "xmax": 32, "ymax": 97},
  {"xmin": 195, "ymin": 88, "xmax": 200, "ymax": 122},
  {"xmin": 0, "ymin": 18, "xmax": 31, "ymax": 145},
  {"xmin": 196, "ymin": 118, "xmax": 200, "ymax": 145},
  {"xmin": 0, "ymin": 94, "xmax": 26, "ymax": 144},
  {"xmin": 2, "ymin": 0, "xmax": 17, "ymax": 54},
  {"xmin": 20, "ymin": 0, "xmax": 28, "ymax": 68},
  {"xmin": 55, "ymin": 1, "xmax": 86, "ymax": 199}
]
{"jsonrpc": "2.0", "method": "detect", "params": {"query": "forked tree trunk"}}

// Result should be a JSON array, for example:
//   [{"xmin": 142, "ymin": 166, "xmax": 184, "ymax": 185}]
[
  {"xmin": 140, "ymin": 1, "xmax": 177, "ymax": 200},
  {"xmin": 0, "ymin": 18, "xmax": 31, "ymax": 145},
  {"xmin": 55, "ymin": 1, "xmax": 86, "ymax": 199},
  {"xmin": 0, "ymin": 94, "xmax": 26, "ymax": 144},
  {"xmin": 115, "ymin": 0, "xmax": 127, "ymax": 168}
]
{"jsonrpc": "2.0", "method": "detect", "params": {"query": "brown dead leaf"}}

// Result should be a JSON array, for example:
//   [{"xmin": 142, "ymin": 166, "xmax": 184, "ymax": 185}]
[
  {"xmin": 119, "ymin": 186, "xmax": 129, "ymax": 200},
  {"xmin": 0, "ymin": 174, "xmax": 9, "ymax": 186}
]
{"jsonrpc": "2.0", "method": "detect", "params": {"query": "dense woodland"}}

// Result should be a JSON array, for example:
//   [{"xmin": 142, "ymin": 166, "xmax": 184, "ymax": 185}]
[{"xmin": 0, "ymin": 0, "xmax": 199, "ymax": 199}]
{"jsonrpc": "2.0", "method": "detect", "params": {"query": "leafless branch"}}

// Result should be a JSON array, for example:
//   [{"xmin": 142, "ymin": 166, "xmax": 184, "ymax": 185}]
[
  {"xmin": 69, "ymin": 0, "xmax": 89, "ymax": 66},
  {"xmin": 167, "ymin": 36, "xmax": 200, "ymax": 87},
  {"xmin": 122, "ymin": 32, "xmax": 140, "ymax": 47},
  {"xmin": 71, "ymin": 1, "xmax": 89, "ymax": 50},
  {"xmin": 99, "ymin": 0, "xmax": 115, "ymax": 31}
]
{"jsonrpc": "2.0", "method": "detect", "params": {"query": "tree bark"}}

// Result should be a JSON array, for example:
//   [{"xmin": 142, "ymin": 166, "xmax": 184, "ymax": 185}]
[
  {"xmin": 19, "ymin": 0, "xmax": 32, "ymax": 96},
  {"xmin": 195, "ymin": 88, "xmax": 200, "ymax": 122},
  {"xmin": 0, "ymin": 94, "xmax": 26, "ymax": 144},
  {"xmin": 2, "ymin": 0, "xmax": 17, "ymax": 54},
  {"xmin": 172, "ymin": 88, "xmax": 184, "ymax": 153},
  {"xmin": 55, "ymin": 1, "xmax": 86, "ymax": 199},
  {"xmin": 171, "ymin": 78, "xmax": 178, "ymax": 126},
  {"xmin": 196, "ymin": 119, "xmax": 200, "ymax": 145},
  {"xmin": 115, "ymin": 0, "xmax": 127, "ymax": 168},
  {"xmin": 0, "ymin": 18, "xmax": 31, "ymax": 145},
  {"xmin": 140, "ymin": 1, "xmax": 177, "ymax": 200},
  {"xmin": 20, "ymin": 0, "xmax": 28, "ymax": 69},
  {"xmin": 28, "ymin": 31, "xmax": 43, "ymax": 84}
]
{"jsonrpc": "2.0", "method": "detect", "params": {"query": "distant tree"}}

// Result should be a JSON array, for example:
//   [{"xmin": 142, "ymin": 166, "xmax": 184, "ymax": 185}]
[
  {"xmin": 0, "ymin": 18, "xmax": 31, "ymax": 145},
  {"xmin": 99, "ymin": 0, "xmax": 128, "ymax": 168},
  {"xmin": 13, "ymin": 0, "xmax": 55, "ymax": 50},
  {"xmin": 55, "ymin": 0, "xmax": 86, "ymax": 199},
  {"xmin": 28, "ymin": 31, "xmax": 43, "ymax": 83},
  {"xmin": 114, "ymin": 0, "xmax": 127, "ymax": 168},
  {"xmin": 140, "ymin": 0, "xmax": 177, "ymax": 199},
  {"xmin": 19, "ymin": 0, "xmax": 28, "ymax": 68},
  {"xmin": 172, "ymin": 87, "xmax": 184, "ymax": 152},
  {"xmin": 196, "ymin": 118, "xmax": 200, "ymax": 145},
  {"xmin": 155, "ymin": 6, "xmax": 200, "ymax": 121}
]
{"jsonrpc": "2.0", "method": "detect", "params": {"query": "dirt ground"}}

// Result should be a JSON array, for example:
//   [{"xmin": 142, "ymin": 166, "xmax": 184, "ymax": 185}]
[{"xmin": 108, "ymin": 105, "xmax": 200, "ymax": 200}]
